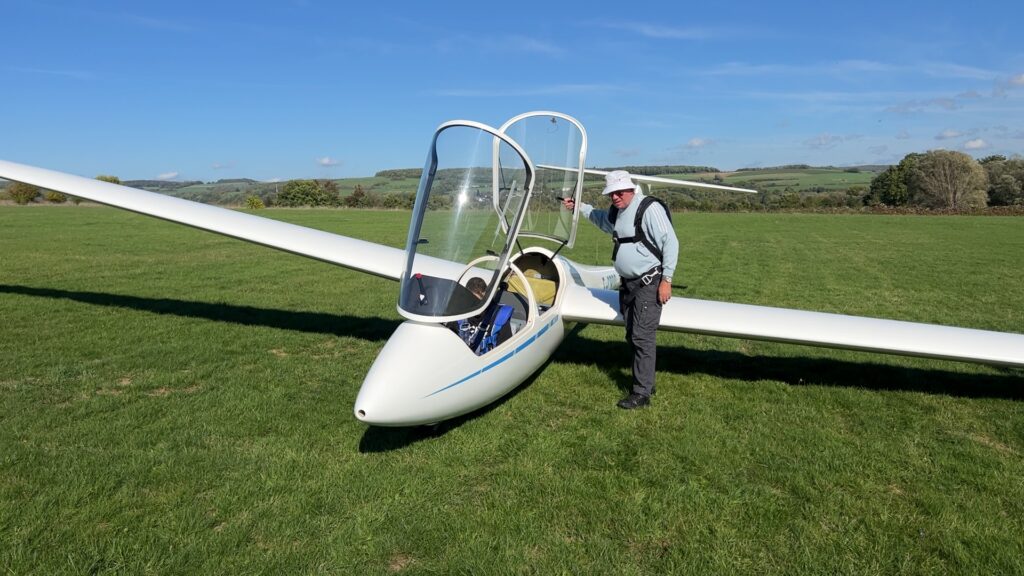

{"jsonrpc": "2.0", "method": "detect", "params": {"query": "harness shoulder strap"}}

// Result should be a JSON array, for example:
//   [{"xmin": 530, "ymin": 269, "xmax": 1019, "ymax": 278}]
[
  {"xmin": 610, "ymin": 196, "xmax": 671, "ymax": 264},
  {"xmin": 632, "ymin": 197, "xmax": 670, "ymax": 262}
]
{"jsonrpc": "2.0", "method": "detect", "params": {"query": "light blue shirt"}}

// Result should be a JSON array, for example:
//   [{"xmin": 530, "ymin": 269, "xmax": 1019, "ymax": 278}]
[{"xmin": 580, "ymin": 190, "xmax": 679, "ymax": 282}]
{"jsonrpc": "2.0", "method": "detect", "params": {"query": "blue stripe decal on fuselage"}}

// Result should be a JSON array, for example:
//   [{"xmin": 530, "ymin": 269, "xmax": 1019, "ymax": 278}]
[{"xmin": 425, "ymin": 316, "xmax": 559, "ymax": 398}]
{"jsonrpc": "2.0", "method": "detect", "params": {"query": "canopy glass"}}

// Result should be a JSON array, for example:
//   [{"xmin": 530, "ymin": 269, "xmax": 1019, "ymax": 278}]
[
  {"xmin": 398, "ymin": 122, "xmax": 533, "ymax": 321},
  {"xmin": 499, "ymin": 112, "xmax": 585, "ymax": 247}
]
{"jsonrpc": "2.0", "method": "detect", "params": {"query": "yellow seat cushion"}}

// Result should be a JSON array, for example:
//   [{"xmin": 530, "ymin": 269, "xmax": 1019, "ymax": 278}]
[{"xmin": 508, "ymin": 268, "xmax": 556, "ymax": 306}]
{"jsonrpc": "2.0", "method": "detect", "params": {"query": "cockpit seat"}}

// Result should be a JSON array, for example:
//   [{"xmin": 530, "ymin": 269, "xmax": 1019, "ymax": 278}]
[
  {"xmin": 507, "ymin": 268, "xmax": 556, "ymax": 308},
  {"xmin": 498, "ymin": 290, "xmax": 529, "ymax": 322}
]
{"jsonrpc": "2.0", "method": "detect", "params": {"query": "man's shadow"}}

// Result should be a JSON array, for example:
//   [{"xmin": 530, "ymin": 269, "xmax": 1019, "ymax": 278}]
[{"xmin": 553, "ymin": 325, "xmax": 1024, "ymax": 401}]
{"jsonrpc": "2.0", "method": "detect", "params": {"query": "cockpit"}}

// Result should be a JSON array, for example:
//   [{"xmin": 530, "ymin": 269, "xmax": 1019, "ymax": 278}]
[{"xmin": 397, "ymin": 112, "xmax": 587, "ymax": 354}]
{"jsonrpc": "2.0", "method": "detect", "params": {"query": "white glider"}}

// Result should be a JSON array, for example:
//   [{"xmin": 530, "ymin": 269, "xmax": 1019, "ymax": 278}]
[{"xmin": 1, "ymin": 111, "xmax": 1021, "ymax": 427}]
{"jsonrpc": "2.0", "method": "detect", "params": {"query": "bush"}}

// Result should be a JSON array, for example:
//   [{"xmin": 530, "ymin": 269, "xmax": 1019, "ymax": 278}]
[
  {"xmin": 245, "ymin": 196, "xmax": 266, "ymax": 209},
  {"xmin": 7, "ymin": 182, "xmax": 39, "ymax": 204},
  {"xmin": 277, "ymin": 179, "xmax": 338, "ymax": 207},
  {"xmin": 45, "ymin": 191, "xmax": 68, "ymax": 203}
]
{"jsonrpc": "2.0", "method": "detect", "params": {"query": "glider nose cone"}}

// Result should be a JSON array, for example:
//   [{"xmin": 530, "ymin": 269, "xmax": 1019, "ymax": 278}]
[{"xmin": 353, "ymin": 320, "xmax": 475, "ymax": 427}]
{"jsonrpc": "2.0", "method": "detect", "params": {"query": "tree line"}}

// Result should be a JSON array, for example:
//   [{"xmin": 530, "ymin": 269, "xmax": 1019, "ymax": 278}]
[{"xmin": 4, "ymin": 152, "xmax": 1022, "ymax": 211}]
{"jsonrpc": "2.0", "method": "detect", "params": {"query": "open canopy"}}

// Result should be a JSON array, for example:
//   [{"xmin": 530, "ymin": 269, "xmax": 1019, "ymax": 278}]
[
  {"xmin": 499, "ymin": 112, "xmax": 586, "ymax": 247},
  {"xmin": 398, "ymin": 120, "xmax": 535, "ymax": 322}
]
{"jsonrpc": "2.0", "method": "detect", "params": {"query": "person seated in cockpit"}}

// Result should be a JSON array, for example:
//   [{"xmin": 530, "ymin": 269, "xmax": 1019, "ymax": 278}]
[
  {"xmin": 466, "ymin": 276, "xmax": 487, "ymax": 301},
  {"xmin": 452, "ymin": 276, "xmax": 513, "ymax": 354},
  {"xmin": 450, "ymin": 277, "xmax": 487, "ymax": 345}
]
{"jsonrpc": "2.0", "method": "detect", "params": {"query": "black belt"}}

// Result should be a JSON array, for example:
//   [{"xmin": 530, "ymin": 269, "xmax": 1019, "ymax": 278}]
[{"xmin": 620, "ymin": 266, "xmax": 663, "ymax": 287}]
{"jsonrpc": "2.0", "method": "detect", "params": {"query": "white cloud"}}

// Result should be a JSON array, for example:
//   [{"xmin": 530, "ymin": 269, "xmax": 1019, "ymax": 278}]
[
  {"xmin": 435, "ymin": 34, "xmax": 563, "ymax": 56},
  {"xmin": 696, "ymin": 60, "xmax": 996, "ymax": 81},
  {"xmin": 868, "ymin": 145, "xmax": 888, "ymax": 155},
  {"xmin": 685, "ymin": 137, "xmax": 714, "ymax": 149},
  {"xmin": 156, "ymin": 172, "xmax": 179, "ymax": 181},
  {"xmin": 804, "ymin": 133, "xmax": 844, "ymax": 149},
  {"xmin": 964, "ymin": 139, "xmax": 988, "ymax": 150},
  {"xmin": 886, "ymin": 98, "xmax": 959, "ymax": 114},
  {"xmin": 614, "ymin": 148, "xmax": 640, "ymax": 158},
  {"xmin": 803, "ymin": 133, "xmax": 860, "ymax": 150},
  {"xmin": 956, "ymin": 90, "xmax": 982, "ymax": 99},
  {"xmin": 504, "ymin": 35, "xmax": 562, "ymax": 55},
  {"xmin": 920, "ymin": 62, "xmax": 1000, "ymax": 80},
  {"xmin": 896, "ymin": 129, "xmax": 911, "ymax": 140},
  {"xmin": 211, "ymin": 162, "xmax": 233, "ymax": 170},
  {"xmin": 5, "ymin": 66, "xmax": 93, "ymax": 80},
  {"xmin": 120, "ymin": 14, "xmax": 195, "ymax": 33},
  {"xmin": 993, "ymin": 73, "xmax": 1024, "ymax": 97},
  {"xmin": 317, "ymin": 157, "xmax": 340, "ymax": 167},
  {"xmin": 433, "ymin": 84, "xmax": 618, "ymax": 97},
  {"xmin": 600, "ymin": 21, "xmax": 714, "ymax": 40},
  {"xmin": 936, "ymin": 129, "xmax": 963, "ymax": 140},
  {"xmin": 700, "ymin": 59, "xmax": 897, "ymax": 77}
]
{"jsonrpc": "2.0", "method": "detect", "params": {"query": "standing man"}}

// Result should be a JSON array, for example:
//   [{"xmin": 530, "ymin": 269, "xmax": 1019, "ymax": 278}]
[{"xmin": 562, "ymin": 170, "xmax": 678, "ymax": 409}]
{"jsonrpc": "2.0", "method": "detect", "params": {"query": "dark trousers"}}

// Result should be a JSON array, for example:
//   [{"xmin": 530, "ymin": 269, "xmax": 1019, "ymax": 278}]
[{"xmin": 619, "ymin": 276, "xmax": 662, "ymax": 397}]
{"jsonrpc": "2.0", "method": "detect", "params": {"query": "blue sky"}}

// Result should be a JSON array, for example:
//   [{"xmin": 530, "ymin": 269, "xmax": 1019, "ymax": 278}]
[{"xmin": 2, "ymin": 0, "xmax": 1022, "ymax": 181}]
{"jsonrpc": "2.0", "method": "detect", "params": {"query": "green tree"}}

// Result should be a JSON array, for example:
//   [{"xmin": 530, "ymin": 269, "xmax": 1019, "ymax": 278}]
[
  {"xmin": 95, "ymin": 175, "xmax": 121, "ymax": 184},
  {"xmin": 245, "ymin": 195, "xmax": 266, "ymax": 209},
  {"xmin": 908, "ymin": 150, "xmax": 988, "ymax": 209},
  {"xmin": 991, "ymin": 175, "xmax": 1022, "ymax": 205},
  {"xmin": 344, "ymin": 184, "xmax": 366, "ymax": 208},
  {"xmin": 982, "ymin": 157, "xmax": 1024, "ymax": 206},
  {"xmin": 45, "ymin": 191, "xmax": 68, "ymax": 203},
  {"xmin": 318, "ymin": 179, "xmax": 341, "ymax": 206},
  {"xmin": 7, "ymin": 182, "xmax": 39, "ymax": 204},
  {"xmin": 867, "ymin": 166, "xmax": 908, "ymax": 205},
  {"xmin": 276, "ymin": 179, "xmax": 334, "ymax": 207},
  {"xmin": 867, "ymin": 153, "xmax": 926, "ymax": 206}
]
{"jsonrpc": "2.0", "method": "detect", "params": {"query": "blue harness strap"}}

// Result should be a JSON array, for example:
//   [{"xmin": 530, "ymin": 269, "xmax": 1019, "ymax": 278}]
[{"xmin": 477, "ymin": 304, "xmax": 514, "ymax": 354}]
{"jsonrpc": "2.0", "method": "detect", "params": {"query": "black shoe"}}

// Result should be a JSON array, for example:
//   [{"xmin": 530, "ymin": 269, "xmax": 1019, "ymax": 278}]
[{"xmin": 617, "ymin": 393, "xmax": 650, "ymax": 409}]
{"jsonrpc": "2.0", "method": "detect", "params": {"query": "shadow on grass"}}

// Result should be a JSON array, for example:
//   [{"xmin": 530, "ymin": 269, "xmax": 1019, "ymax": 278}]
[
  {"xmin": 0, "ymin": 284, "xmax": 401, "ymax": 341},
  {"xmin": 8, "ymin": 283, "xmax": 1021, "ymax": 444},
  {"xmin": 555, "ymin": 327, "xmax": 1024, "ymax": 401}
]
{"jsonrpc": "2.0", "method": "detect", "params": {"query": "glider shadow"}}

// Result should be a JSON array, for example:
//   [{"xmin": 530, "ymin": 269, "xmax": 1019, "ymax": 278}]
[{"xmin": 0, "ymin": 284, "xmax": 401, "ymax": 341}]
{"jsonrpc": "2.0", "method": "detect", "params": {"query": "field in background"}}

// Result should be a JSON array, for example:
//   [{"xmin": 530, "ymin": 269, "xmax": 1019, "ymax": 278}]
[
  {"xmin": 650, "ymin": 168, "xmax": 877, "ymax": 193},
  {"xmin": 111, "ymin": 166, "xmax": 881, "ymax": 206},
  {"xmin": 1, "ymin": 207, "xmax": 1022, "ymax": 574}
]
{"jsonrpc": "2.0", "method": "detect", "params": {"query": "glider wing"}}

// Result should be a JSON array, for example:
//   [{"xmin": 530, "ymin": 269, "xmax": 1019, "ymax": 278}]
[
  {"xmin": 561, "ymin": 283, "xmax": 1024, "ymax": 368},
  {"xmin": 0, "ymin": 160, "xmax": 437, "ymax": 280}
]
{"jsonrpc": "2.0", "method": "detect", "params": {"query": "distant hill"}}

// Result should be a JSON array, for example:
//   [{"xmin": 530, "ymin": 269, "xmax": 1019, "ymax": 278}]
[
  {"xmin": 124, "ymin": 180, "xmax": 204, "ymax": 191},
  {"xmin": 4, "ymin": 165, "xmax": 887, "ymax": 207}
]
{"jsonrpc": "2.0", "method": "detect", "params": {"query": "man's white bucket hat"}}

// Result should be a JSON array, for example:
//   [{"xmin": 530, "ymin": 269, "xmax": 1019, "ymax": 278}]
[{"xmin": 602, "ymin": 170, "xmax": 636, "ymax": 195}]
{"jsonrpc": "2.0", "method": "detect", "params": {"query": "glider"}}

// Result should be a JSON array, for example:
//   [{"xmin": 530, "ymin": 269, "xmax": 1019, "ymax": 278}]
[{"xmin": 1, "ymin": 111, "xmax": 1021, "ymax": 427}]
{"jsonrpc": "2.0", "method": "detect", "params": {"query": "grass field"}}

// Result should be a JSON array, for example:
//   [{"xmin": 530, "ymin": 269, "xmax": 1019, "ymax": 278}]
[{"xmin": 2, "ymin": 206, "xmax": 1022, "ymax": 574}]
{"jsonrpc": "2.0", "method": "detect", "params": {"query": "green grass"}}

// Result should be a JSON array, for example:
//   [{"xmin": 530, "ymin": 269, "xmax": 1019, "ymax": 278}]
[{"xmin": 2, "ymin": 206, "xmax": 1022, "ymax": 574}]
